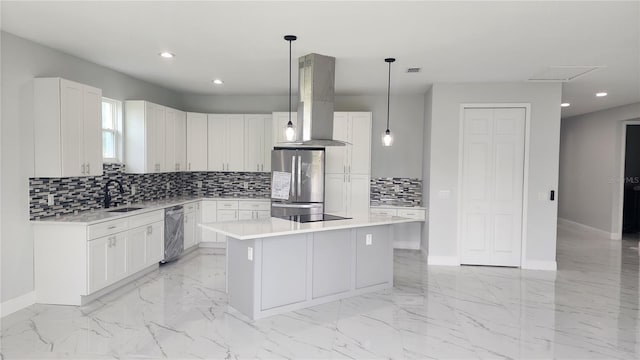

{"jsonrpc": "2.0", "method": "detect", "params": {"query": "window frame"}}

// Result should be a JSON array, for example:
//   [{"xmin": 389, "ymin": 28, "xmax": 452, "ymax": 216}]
[{"xmin": 101, "ymin": 97, "xmax": 123, "ymax": 163}]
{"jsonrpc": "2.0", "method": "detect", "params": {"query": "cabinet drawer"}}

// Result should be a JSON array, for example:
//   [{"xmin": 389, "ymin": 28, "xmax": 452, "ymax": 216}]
[
  {"xmin": 396, "ymin": 209, "xmax": 426, "ymax": 220},
  {"xmin": 217, "ymin": 200, "xmax": 239, "ymax": 210},
  {"xmin": 370, "ymin": 208, "xmax": 397, "ymax": 217},
  {"xmin": 239, "ymin": 200, "xmax": 270, "ymax": 211},
  {"xmin": 184, "ymin": 202, "xmax": 198, "ymax": 213},
  {"xmin": 128, "ymin": 210, "xmax": 164, "ymax": 228},
  {"xmin": 88, "ymin": 219, "xmax": 128, "ymax": 240}
]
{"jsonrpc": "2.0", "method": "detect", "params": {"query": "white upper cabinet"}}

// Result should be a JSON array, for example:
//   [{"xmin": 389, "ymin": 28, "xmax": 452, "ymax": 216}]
[
  {"xmin": 207, "ymin": 114, "xmax": 245, "ymax": 172},
  {"xmin": 34, "ymin": 78, "xmax": 103, "ymax": 177},
  {"xmin": 165, "ymin": 108, "xmax": 187, "ymax": 172},
  {"xmin": 325, "ymin": 112, "xmax": 372, "ymax": 217},
  {"xmin": 272, "ymin": 112, "xmax": 298, "ymax": 144},
  {"xmin": 186, "ymin": 112, "xmax": 208, "ymax": 171},
  {"xmin": 244, "ymin": 114, "xmax": 273, "ymax": 172},
  {"xmin": 124, "ymin": 101, "xmax": 169, "ymax": 173}
]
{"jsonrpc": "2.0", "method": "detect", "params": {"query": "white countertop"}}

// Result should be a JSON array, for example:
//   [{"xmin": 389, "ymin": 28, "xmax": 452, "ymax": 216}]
[
  {"xmin": 200, "ymin": 214, "xmax": 421, "ymax": 240},
  {"xmin": 31, "ymin": 196, "xmax": 270, "ymax": 225}
]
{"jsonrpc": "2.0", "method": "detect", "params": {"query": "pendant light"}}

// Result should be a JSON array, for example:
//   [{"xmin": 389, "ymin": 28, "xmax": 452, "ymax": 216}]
[
  {"xmin": 382, "ymin": 58, "xmax": 396, "ymax": 147},
  {"xmin": 284, "ymin": 35, "xmax": 297, "ymax": 141}
]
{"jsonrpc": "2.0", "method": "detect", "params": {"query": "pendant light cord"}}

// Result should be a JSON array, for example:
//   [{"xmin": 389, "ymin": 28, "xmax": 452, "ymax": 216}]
[
  {"xmin": 386, "ymin": 60, "xmax": 391, "ymax": 131},
  {"xmin": 289, "ymin": 38, "xmax": 292, "ymax": 125}
]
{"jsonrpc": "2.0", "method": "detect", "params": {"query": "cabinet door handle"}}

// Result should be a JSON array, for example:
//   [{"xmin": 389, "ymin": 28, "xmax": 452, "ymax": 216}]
[
  {"xmin": 348, "ymin": 165, "xmax": 350, "ymax": 174},
  {"xmin": 147, "ymin": 225, "xmax": 153, "ymax": 235},
  {"xmin": 343, "ymin": 165, "xmax": 346, "ymax": 173},
  {"xmin": 257, "ymin": 164, "xmax": 259, "ymax": 171},
  {"xmin": 261, "ymin": 164, "xmax": 264, "ymax": 171},
  {"xmin": 87, "ymin": 163, "xmax": 90, "ymax": 174},
  {"xmin": 81, "ymin": 164, "xmax": 86, "ymax": 174},
  {"xmin": 188, "ymin": 162, "xmax": 191, "ymax": 171},
  {"xmin": 107, "ymin": 225, "xmax": 116, "ymax": 229}
]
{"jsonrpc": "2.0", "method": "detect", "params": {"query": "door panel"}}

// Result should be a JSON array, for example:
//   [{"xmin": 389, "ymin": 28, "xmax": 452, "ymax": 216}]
[
  {"xmin": 110, "ymin": 233, "xmax": 128, "ymax": 282},
  {"xmin": 83, "ymin": 85, "xmax": 103, "ymax": 176},
  {"xmin": 460, "ymin": 108, "xmax": 525, "ymax": 267},
  {"xmin": 226, "ymin": 115, "xmax": 245, "ymax": 171},
  {"xmin": 349, "ymin": 174, "xmax": 370, "ymax": 216},
  {"xmin": 207, "ymin": 115, "xmax": 226, "ymax": 171},
  {"xmin": 325, "ymin": 113, "xmax": 348, "ymax": 174},
  {"xmin": 325, "ymin": 173, "xmax": 347, "ymax": 216},
  {"xmin": 88, "ymin": 237, "xmax": 109, "ymax": 293},
  {"xmin": 186, "ymin": 113, "xmax": 208, "ymax": 171},
  {"xmin": 60, "ymin": 79, "xmax": 83, "ymax": 177},
  {"xmin": 296, "ymin": 150, "xmax": 325, "ymax": 203},
  {"xmin": 128, "ymin": 226, "xmax": 147, "ymax": 273},
  {"xmin": 349, "ymin": 113, "xmax": 372, "ymax": 175}
]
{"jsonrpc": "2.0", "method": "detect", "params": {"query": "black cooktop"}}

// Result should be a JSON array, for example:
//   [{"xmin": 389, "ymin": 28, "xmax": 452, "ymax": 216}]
[{"xmin": 278, "ymin": 214, "xmax": 351, "ymax": 223}]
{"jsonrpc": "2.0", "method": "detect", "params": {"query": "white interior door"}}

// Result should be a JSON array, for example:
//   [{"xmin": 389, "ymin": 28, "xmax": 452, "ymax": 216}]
[{"xmin": 460, "ymin": 108, "xmax": 525, "ymax": 267}]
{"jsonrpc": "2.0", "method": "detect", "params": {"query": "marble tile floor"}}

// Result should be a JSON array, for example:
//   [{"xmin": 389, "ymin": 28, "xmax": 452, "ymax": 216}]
[{"xmin": 1, "ymin": 226, "xmax": 639, "ymax": 359}]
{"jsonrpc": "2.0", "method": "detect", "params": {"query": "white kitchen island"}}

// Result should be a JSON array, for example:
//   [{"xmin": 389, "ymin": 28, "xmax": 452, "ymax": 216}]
[{"xmin": 201, "ymin": 214, "xmax": 420, "ymax": 320}]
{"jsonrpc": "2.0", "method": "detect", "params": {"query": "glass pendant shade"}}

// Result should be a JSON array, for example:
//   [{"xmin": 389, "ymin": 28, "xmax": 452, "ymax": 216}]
[
  {"xmin": 285, "ymin": 121, "xmax": 295, "ymax": 141},
  {"xmin": 382, "ymin": 129, "xmax": 394, "ymax": 147}
]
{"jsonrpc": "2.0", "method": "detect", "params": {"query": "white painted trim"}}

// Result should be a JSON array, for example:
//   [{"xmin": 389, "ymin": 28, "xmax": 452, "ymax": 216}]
[
  {"xmin": 427, "ymin": 255, "xmax": 460, "ymax": 266},
  {"xmin": 558, "ymin": 217, "xmax": 617, "ymax": 239},
  {"xmin": 614, "ymin": 119, "xmax": 640, "ymax": 239},
  {"xmin": 522, "ymin": 260, "xmax": 557, "ymax": 271},
  {"xmin": 457, "ymin": 104, "xmax": 531, "ymax": 267},
  {"xmin": 0, "ymin": 291, "xmax": 36, "ymax": 318}
]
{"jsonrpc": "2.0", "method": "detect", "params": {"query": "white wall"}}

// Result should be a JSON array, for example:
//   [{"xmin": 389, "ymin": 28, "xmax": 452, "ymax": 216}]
[
  {"xmin": 421, "ymin": 88, "xmax": 433, "ymax": 252},
  {"xmin": 559, "ymin": 102, "xmax": 640, "ymax": 237},
  {"xmin": 182, "ymin": 93, "xmax": 426, "ymax": 179},
  {"xmin": 0, "ymin": 32, "xmax": 184, "ymax": 304},
  {"xmin": 426, "ymin": 83, "xmax": 562, "ymax": 269}
]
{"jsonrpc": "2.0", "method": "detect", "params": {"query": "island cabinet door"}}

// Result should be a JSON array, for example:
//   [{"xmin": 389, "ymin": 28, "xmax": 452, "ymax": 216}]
[
  {"xmin": 261, "ymin": 234, "xmax": 308, "ymax": 310},
  {"xmin": 355, "ymin": 226, "xmax": 392, "ymax": 289},
  {"xmin": 312, "ymin": 230, "xmax": 352, "ymax": 299}
]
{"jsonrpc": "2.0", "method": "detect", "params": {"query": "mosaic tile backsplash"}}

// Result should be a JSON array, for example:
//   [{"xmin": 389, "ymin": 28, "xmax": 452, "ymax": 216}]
[
  {"xmin": 29, "ymin": 163, "xmax": 270, "ymax": 220},
  {"xmin": 370, "ymin": 177, "xmax": 422, "ymax": 207},
  {"xmin": 30, "ymin": 164, "xmax": 422, "ymax": 219}
]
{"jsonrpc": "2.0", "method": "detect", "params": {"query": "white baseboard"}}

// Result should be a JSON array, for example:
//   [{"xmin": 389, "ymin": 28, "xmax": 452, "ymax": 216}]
[
  {"xmin": 557, "ymin": 218, "xmax": 616, "ymax": 239},
  {"xmin": 427, "ymin": 255, "xmax": 460, "ymax": 266},
  {"xmin": 522, "ymin": 260, "xmax": 557, "ymax": 271},
  {"xmin": 0, "ymin": 291, "xmax": 35, "ymax": 318}
]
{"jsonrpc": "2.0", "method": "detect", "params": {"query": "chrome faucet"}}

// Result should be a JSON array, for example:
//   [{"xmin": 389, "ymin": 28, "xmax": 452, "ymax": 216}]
[{"xmin": 104, "ymin": 179, "xmax": 125, "ymax": 208}]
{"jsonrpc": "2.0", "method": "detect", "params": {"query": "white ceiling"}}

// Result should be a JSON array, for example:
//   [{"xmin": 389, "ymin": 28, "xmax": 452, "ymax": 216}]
[{"xmin": 2, "ymin": 1, "xmax": 639, "ymax": 117}]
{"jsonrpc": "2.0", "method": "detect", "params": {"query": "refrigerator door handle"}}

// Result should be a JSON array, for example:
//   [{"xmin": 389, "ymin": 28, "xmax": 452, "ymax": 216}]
[
  {"xmin": 291, "ymin": 155, "xmax": 296, "ymax": 199},
  {"xmin": 297, "ymin": 156, "xmax": 302, "ymax": 197},
  {"xmin": 272, "ymin": 203, "xmax": 321, "ymax": 209}
]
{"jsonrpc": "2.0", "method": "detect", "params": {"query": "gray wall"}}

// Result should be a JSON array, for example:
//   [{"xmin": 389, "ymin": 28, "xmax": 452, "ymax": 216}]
[
  {"xmin": 182, "ymin": 93, "xmax": 426, "ymax": 179},
  {"xmin": 0, "ymin": 32, "xmax": 184, "ymax": 303},
  {"xmin": 426, "ymin": 82, "xmax": 562, "ymax": 266},
  {"xmin": 559, "ymin": 102, "xmax": 640, "ymax": 236}
]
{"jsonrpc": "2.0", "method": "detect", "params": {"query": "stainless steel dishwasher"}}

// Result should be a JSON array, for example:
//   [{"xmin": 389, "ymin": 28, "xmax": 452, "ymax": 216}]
[{"xmin": 162, "ymin": 205, "xmax": 184, "ymax": 263}]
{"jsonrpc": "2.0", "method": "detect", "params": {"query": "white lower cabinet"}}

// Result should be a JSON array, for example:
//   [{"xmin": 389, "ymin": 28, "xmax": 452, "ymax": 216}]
[
  {"xmin": 370, "ymin": 207, "xmax": 427, "ymax": 250},
  {"xmin": 184, "ymin": 211, "xmax": 197, "ymax": 249},
  {"xmin": 200, "ymin": 199, "xmax": 269, "ymax": 244},
  {"xmin": 34, "ymin": 210, "xmax": 164, "ymax": 306}
]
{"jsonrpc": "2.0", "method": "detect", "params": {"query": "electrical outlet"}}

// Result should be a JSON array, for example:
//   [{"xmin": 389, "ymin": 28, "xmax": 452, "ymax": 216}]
[
  {"xmin": 247, "ymin": 247, "xmax": 254, "ymax": 261},
  {"xmin": 131, "ymin": 185, "xmax": 137, "ymax": 195},
  {"xmin": 366, "ymin": 234, "xmax": 372, "ymax": 246},
  {"xmin": 196, "ymin": 180, "xmax": 203, "ymax": 188},
  {"xmin": 166, "ymin": 182, "xmax": 171, "ymax": 190},
  {"xmin": 394, "ymin": 184, "xmax": 401, "ymax": 192},
  {"xmin": 243, "ymin": 181, "xmax": 249, "ymax": 189},
  {"xmin": 47, "ymin": 194, "xmax": 55, "ymax": 206}
]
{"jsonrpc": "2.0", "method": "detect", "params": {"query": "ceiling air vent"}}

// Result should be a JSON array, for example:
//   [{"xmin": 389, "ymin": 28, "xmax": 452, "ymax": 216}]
[
  {"xmin": 528, "ymin": 66, "xmax": 604, "ymax": 82},
  {"xmin": 406, "ymin": 67, "xmax": 421, "ymax": 73}
]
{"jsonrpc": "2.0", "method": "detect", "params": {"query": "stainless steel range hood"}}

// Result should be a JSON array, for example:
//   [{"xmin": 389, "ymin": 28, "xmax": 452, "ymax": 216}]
[{"xmin": 295, "ymin": 53, "xmax": 346, "ymax": 146}]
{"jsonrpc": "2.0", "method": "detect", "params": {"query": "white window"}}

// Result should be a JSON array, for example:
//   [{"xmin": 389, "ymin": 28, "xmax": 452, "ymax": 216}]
[{"xmin": 101, "ymin": 97, "xmax": 122, "ymax": 162}]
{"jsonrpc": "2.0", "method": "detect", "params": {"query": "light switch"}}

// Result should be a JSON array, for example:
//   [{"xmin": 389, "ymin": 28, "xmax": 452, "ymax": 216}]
[
  {"xmin": 394, "ymin": 184, "xmax": 401, "ymax": 192},
  {"xmin": 243, "ymin": 182, "xmax": 249, "ymax": 189},
  {"xmin": 166, "ymin": 182, "xmax": 171, "ymax": 190},
  {"xmin": 366, "ymin": 234, "xmax": 372, "ymax": 246},
  {"xmin": 47, "ymin": 194, "xmax": 55, "ymax": 206},
  {"xmin": 247, "ymin": 247, "xmax": 254, "ymax": 261},
  {"xmin": 196, "ymin": 180, "xmax": 203, "ymax": 188},
  {"xmin": 131, "ymin": 185, "xmax": 137, "ymax": 195}
]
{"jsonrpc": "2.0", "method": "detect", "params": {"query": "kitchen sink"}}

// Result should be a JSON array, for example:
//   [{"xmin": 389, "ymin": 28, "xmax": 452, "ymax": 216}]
[{"xmin": 107, "ymin": 207, "xmax": 143, "ymax": 213}]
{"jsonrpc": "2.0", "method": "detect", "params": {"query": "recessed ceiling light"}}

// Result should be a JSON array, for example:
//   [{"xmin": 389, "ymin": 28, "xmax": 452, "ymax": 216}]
[
  {"xmin": 159, "ymin": 52, "xmax": 175, "ymax": 58},
  {"xmin": 596, "ymin": 92, "xmax": 608, "ymax": 97},
  {"xmin": 561, "ymin": 102, "xmax": 571, "ymax": 107},
  {"xmin": 212, "ymin": 79, "xmax": 224, "ymax": 85}
]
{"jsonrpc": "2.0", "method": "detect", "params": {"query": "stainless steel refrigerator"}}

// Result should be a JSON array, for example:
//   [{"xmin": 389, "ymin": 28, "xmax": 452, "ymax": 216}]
[{"xmin": 271, "ymin": 147, "xmax": 325, "ymax": 217}]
